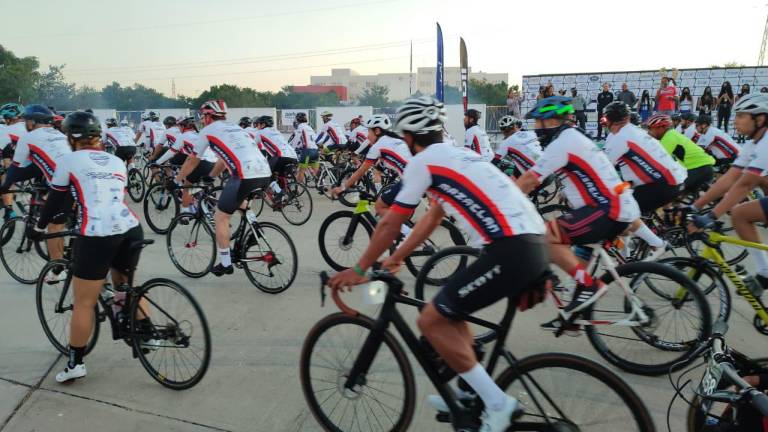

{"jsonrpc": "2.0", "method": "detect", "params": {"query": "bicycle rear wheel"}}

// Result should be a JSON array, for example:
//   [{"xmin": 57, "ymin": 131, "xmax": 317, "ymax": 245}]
[
  {"xmin": 280, "ymin": 182, "xmax": 313, "ymax": 226},
  {"xmin": 241, "ymin": 221, "xmax": 297, "ymax": 294},
  {"xmin": 657, "ymin": 256, "xmax": 731, "ymax": 325},
  {"xmin": 127, "ymin": 168, "xmax": 146, "ymax": 202},
  {"xmin": 318, "ymin": 211, "xmax": 374, "ymax": 271},
  {"xmin": 496, "ymin": 352, "xmax": 656, "ymax": 431},
  {"xmin": 131, "ymin": 278, "xmax": 211, "ymax": 390},
  {"xmin": 404, "ymin": 218, "xmax": 466, "ymax": 278},
  {"xmin": 36, "ymin": 260, "xmax": 99, "ymax": 355},
  {"xmin": 166, "ymin": 214, "xmax": 215, "ymax": 278},
  {"xmin": 143, "ymin": 183, "xmax": 179, "ymax": 234},
  {"xmin": 0, "ymin": 217, "xmax": 48, "ymax": 284},
  {"xmin": 300, "ymin": 313, "xmax": 416, "ymax": 432},
  {"xmin": 585, "ymin": 261, "xmax": 712, "ymax": 376}
]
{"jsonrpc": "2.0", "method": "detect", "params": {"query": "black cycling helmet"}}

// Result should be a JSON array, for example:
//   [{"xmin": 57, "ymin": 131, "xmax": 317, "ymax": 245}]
[
  {"xmin": 239, "ymin": 116, "xmax": 252, "ymax": 128},
  {"xmin": 255, "ymin": 115, "xmax": 274, "ymax": 127},
  {"xmin": 603, "ymin": 101, "xmax": 631, "ymax": 123},
  {"xmin": 671, "ymin": 113, "xmax": 682, "ymax": 121},
  {"xmin": 163, "ymin": 116, "xmax": 177, "ymax": 127},
  {"xmin": 62, "ymin": 111, "xmax": 102, "ymax": 139},
  {"xmin": 629, "ymin": 112, "xmax": 641, "ymax": 126},
  {"xmin": 148, "ymin": 111, "xmax": 159, "ymax": 121},
  {"xmin": 295, "ymin": 112, "xmax": 307, "ymax": 123},
  {"xmin": 105, "ymin": 118, "xmax": 118, "ymax": 128},
  {"xmin": 21, "ymin": 104, "xmax": 54, "ymax": 124},
  {"xmin": 464, "ymin": 109, "xmax": 481, "ymax": 121},
  {"xmin": 695, "ymin": 114, "xmax": 713, "ymax": 125},
  {"xmin": 681, "ymin": 112, "xmax": 697, "ymax": 122}
]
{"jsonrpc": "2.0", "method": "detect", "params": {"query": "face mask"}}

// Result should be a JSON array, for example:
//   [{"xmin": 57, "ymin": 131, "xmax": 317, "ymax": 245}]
[{"xmin": 535, "ymin": 127, "xmax": 559, "ymax": 145}]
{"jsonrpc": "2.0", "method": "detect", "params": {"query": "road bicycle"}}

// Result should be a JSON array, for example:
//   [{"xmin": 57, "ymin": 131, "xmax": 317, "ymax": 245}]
[
  {"xmin": 166, "ymin": 184, "xmax": 298, "ymax": 294},
  {"xmin": 142, "ymin": 164, "xmax": 181, "ymax": 234},
  {"xmin": 300, "ymin": 270, "xmax": 656, "ymax": 431},
  {"xmin": 251, "ymin": 162, "xmax": 313, "ymax": 226},
  {"xmin": 414, "ymin": 243, "xmax": 712, "ymax": 376},
  {"xmin": 302, "ymin": 152, "xmax": 349, "ymax": 199},
  {"xmin": 35, "ymin": 231, "xmax": 211, "ymax": 390},
  {"xmin": 0, "ymin": 184, "xmax": 51, "ymax": 284},
  {"xmin": 124, "ymin": 156, "xmax": 146, "ymax": 203}
]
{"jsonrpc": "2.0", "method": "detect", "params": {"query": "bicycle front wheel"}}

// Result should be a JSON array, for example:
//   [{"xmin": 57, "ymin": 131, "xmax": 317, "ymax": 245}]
[
  {"xmin": 143, "ymin": 183, "xmax": 179, "ymax": 234},
  {"xmin": 166, "ymin": 214, "xmax": 215, "ymax": 278},
  {"xmin": 497, "ymin": 352, "xmax": 656, "ymax": 432},
  {"xmin": 0, "ymin": 216, "xmax": 48, "ymax": 284},
  {"xmin": 131, "ymin": 278, "xmax": 211, "ymax": 390},
  {"xmin": 280, "ymin": 182, "xmax": 313, "ymax": 226},
  {"xmin": 300, "ymin": 313, "xmax": 416, "ymax": 432},
  {"xmin": 127, "ymin": 168, "xmax": 146, "ymax": 202},
  {"xmin": 241, "ymin": 222, "xmax": 298, "ymax": 294},
  {"xmin": 585, "ymin": 261, "xmax": 712, "ymax": 376},
  {"xmin": 318, "ymin": 211, "xmax": 374, "ymax": 271}
]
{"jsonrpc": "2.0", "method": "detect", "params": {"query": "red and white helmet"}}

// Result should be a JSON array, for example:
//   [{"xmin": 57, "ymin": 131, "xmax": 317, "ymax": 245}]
[
  {"xmin": 200, "ymin": 100, "xmax": 227, "ymax": 117},
  {"xmin": 646, "ymin": 113, "xmax": 672, "ymax": 128}
]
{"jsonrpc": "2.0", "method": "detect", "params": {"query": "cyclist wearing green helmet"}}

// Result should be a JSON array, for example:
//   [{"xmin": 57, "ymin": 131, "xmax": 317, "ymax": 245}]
[{"xmin": 0, "ymin": 102, "xmax": 25, "ymax": 220}]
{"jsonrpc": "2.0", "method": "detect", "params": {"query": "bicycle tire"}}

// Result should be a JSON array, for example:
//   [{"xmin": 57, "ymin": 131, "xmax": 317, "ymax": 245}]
[
  {"xmin": 35, "ymin": 259, "xmax": 100, "ymax": 355},
  {"xmin": 0, "ymin": 216, "xmax": 48, "ymax": 284},
  {"xmin": 496, "ymin": 352, "xmax": 656, "ymax": 432},
  {"xmin": 143, "ymin": 183, "xmax": 179, "ymax": 234},
  {"xmin": 166, "ymin": 213, "xmax": 215, "ymax": 278},
  {"xmin": 585, "ymin": 261, "xmax": 712, "ymax": 376},
  {"xmin": 684, "ymin": 231, "xmax": 748, "ymax": 266},
  {"xmin": 404, "ymin": 218, "xmax": 467, "ymax": 278},
  {"xmin": 337, "ymin": 168, "xmax": 359, "ymax": 208},
  {"xmin": 318, "ymin": 210, "xmax": 374, "ymax": 271},
  {"xmin": 241, "ymin": 221, "xmax": 298, "ymax": 294},
  {"xmin": 127, "ymin": 168, "xmax": 146, "ymax": 202},
  {"xmin": 280, "ymin": 182, "xmax": 313, "ymax": 226},
  {"xmin": 251, "ymin": 190, "xmax": 266, "ymax": 218},
  {"xmin": 414, "ymin": 245, "xmax": 480, "ymax": 299},
  {"xmin": 300, "ymin": 313, "xmax": 416, "ymax": 432},
  {"xmin": 658, "ymin": 256, "xmax": 731, "ymax": 325},
  {"xmin": 131, "ymin": 278, "xmax": 211, "ymax": 390}
]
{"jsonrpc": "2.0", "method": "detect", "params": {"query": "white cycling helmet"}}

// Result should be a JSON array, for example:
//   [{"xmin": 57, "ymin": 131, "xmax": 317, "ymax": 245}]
[
  {"xmin": 733, "ymin": 93, "xmax": 768, "ymax": 115},
  {"xmin": 140, "ymin": 112, "xmax": 149, "ymax": 121},
  {"xmin": 394, "ymin": 96, "xmax": 446, "ymax": 135},
  {"xmin": 363, "ymin": 114, "xmax": 392, "ymax": 131},
  {"xmin": 498, "ymin": 115, "xmax": 521, "ymax": 129}
]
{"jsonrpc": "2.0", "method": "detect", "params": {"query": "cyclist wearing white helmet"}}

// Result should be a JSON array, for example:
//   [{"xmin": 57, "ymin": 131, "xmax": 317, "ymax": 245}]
[
  {"xmin": 333, "ymin": 114, "xmax": 412, "ymax": 217},
  {"xmin": 330, "ymin": 96, "xmax": 549, "ymax": 432},
  {"xmin": 134, "ymin": 112, "xmax": 152, "ymax": 147},
  {"xmin": 316, "ymin": 110, "xmax": 348, "ymax": 152},
  {"xmin": 493, "ymin": 115, "xmax": 542, "ymax": 177},
  {"xmin": 691, "ymin": 92, "xmax": 768, "ymax": 294}
]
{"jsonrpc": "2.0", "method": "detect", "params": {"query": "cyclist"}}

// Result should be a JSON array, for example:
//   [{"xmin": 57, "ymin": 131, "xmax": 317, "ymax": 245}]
[
  {"xmin": 329, "ymin": 96, "xmax": 549, "ymax": 432},
  {"xmin": 515, "ymin": 96, "xmax": 641, "ymax": 322},
  {"xmin": 646, "ymin": 113, "xmax": 716, "ymax": 195},
  {"xmin": 691, "ymin": 93, "xmax": 768, "ymax": 294},
  {"xmin": 678, "ymin": 112, "xmax": 701, "ymax": 142},
  {"xmin": 694, "ymin": 114, "xmax": 741, "ymax": 170},
  {"xmin": 464, "ymin": 108, "xmax": 493, "ymax": 161},
  {"xmin": 26, "ymin": 111, "xmax": 144, "ymax": 383},
  {"xmin": 166, "ymin": 115, "xmax": 217, "ymax": 214},
  {"xmin": 671, "ymin": 113, "xmax": 682, "ymax": 131},
  {"xmin": 288, "ymin": 112, "xmax": 318, "ymax": 184},
  {"xmin": 253, "ymin": 115, "xmax": 297, "ymax": 200},
  {"xmin": 133, "ymin": 112, "xmax": 151, "ymax": 147},
  {"xmin": 1, "ymin": 103, "xmax": 25, "ymax": 220},
  {"xmin": 493, "ymin": 115, "xmax": 541, "ymax": 178},
  {"xmin": 316, "ymin": 110, "xmax": 348, "ymax": 152},
  {"xmin": 103, "ymin": 118, "xmax": 138, "ymax": 167},
  {"xmin": 602, "ymin": 102, "xmax": 688, "ymax": 259},
  {"xmin": 177, "ymin": 100, "xmax": 271, "ymax": 276},
  {"xmin": 143, "ymin": 112, "xmax": 167, "ymax": 161},
  {"xmin": 332, "ymin": 114, "xmax": 412, "ymax": 218},
  {"xmin": 346, "ymin": 116, "xmax": 368, "ymax": 153}
]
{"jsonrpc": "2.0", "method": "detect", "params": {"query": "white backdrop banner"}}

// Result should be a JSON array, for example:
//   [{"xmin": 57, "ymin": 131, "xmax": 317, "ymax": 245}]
[
  {"xmin": 280, "ymin": 109, "xmax": 308, "ymax": 129},
  {"xmin": 314, "ymin": 106, "xmax": 373, "ymax": 128},
  {"xmin": 227, "ymin": 108, "xmax": 276, "ymax": 122}
]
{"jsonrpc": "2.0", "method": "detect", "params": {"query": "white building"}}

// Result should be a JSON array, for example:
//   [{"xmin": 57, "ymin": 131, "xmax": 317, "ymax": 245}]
[{"xmin": 310, "ymin": 68, "xmax": 508, "ymax": 102}]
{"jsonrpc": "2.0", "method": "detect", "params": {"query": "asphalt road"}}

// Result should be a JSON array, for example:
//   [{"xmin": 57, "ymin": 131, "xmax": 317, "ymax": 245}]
[{"xmin": 1, "ymin": 196, "xmax": 765, "ymax": 432}]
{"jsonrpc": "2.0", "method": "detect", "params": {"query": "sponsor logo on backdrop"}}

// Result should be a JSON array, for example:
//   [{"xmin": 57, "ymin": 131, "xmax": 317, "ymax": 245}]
[{"xmin": 589, "ymin": 75, "xmax": 600, "ymax": 82}]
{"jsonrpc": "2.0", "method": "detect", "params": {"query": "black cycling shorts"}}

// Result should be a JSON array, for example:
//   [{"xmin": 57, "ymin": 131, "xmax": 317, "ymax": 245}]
[
  {"xmin": 1, "ymin": 144, "xmax": 14, "ymax": 160},
  {"xmin": 347, "ymin": 142, "xmax": 361, "ymax": 153},
  {"xmin": 433, "ymin": 234, "xmax": 550, "ymax": 320},
  {"xmin": 115, "ymin": 146, "xmax": 137, "ymax": 163},
  {"xmin": 555, "ymin": 206, "xmax": 629, "ymax": 245},
  {"xmin": 169, "ymin": 153, "xmax": 187, "ymax": 166},
  {"xmin": 378, "ymin": 181, "xmax": 401, "ymax": 207},
  {"xmin": 269, "ymin": 156, "xmax": 298, "ymax": 177},
  {"xmin": 759, "ymin": 197, "xmax": 768, "ymax": 220},
  {"xmin": 217, "ymin": 177, "xmax": 271, "ymax": 214},
  {"xmin": 187, "ymin": 160, "xmax": 214, "ymax": 184},
  {"xmin": 50, "ymin": 193, "xmax": 73, "ymax": 225},
  {"xmin": 633, "ymin": 182, "xmax": 682, "ymax": 214},
  {"xmin": 72, "ymin": 225, "xmax": 144, "ymax": 280},
  {"xmin": 684, "ymin": 165, "xmax": 714, "ymax": 194}
]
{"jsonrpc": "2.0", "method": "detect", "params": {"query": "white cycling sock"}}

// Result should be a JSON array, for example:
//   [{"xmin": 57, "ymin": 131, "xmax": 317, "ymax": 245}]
[
  {"xmin": 633, "ymin": 223, "xmax": 664, "ymax": 248},
  {"xmin": 751, "ymin": 249, "xmax": 768, "ymax": 277},
  {"xmin": 218, "ymin": 248, "xmax": 232, "ymax": 267},
  {"xmin": 181, "ymin": 206, "xmax": 190, "ymax": 213},
  {"xmin": 400, "ymin": 224, "xmax": 412, "ymax": 236},
  {"xmin": 270, "ymin": 181, "xmax": 282, "ymax": 194},
  {"xmin": 459, "ymin": 364, "xmax": 509, "ymax": 412}
]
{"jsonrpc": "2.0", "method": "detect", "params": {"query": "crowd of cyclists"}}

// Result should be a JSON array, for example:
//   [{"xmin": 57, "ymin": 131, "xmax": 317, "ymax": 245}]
[{"xmin": 1, "ymin": 89, "xmax": 768, "ymax": 431}]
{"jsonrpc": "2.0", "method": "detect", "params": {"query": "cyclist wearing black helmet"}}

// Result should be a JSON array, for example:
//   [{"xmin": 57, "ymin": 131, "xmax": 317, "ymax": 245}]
[
  {"xmin": 670, "ymin": 113, "xmax": 682, "ymax": 131},
  {"xmin": 27, "ymin": 111, "xmax": 145, "ymax": 384},
  {"xmin": 464, "ymin": 108, "xmax": 493, "ymax": 161},
  {"xmin": 288, "ymin": 111, "xmax": 318, "ymax": 184},
  {"xmin": 253, "ymin": 115, "xmax": 298, "ymax": 199},
  {"xmin": 677, "ymin": 111, "xmax": 700, "ymax": 142},
  {"xmin": 238, "ymin": 116, "xmax": 252, "ymax": 129},
  {"xmin": 0, "ymin": 103, "xmax": 25, "ymax": 220},
  {"xmin": 103, "ymin": 118, "xmax": 137, "ymax": 164}
]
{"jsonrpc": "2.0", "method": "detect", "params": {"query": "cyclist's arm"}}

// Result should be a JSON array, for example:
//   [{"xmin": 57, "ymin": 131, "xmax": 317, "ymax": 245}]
[
  {"xmin": 516, "ymin": 170, "xmax": 542, "ymax": 194},
  {"xmin": 711, "ymin": 171, "xmax": 763, "ymax": 218},
  {"xmin": 155, "ymin": 146, "xmax": 177, "ymax": 165},
  {"xmin": 134, "ymin": 130, "xmax": 142, "ymax": 145},
  {"xmin": 389, "ymin": 204, "xmax": 445, "ymax": 264},
  {"xmin": 357, "ymin": 209, "xmax": 410, "ymax": 271},
  {"xmin": 341, "ymin": 160, "xmax": 374, "ymax": 190},
  {"xmin": 694, "ymin": 167, "xmax": 743, "ymax": 209},
  {"xmin": 177, "ymin": 154, "xmax": 200, "ymax": 182}
]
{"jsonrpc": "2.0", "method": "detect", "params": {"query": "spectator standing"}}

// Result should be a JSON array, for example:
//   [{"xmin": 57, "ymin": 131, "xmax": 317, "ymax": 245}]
[
  {"xmin": 570, "ymin": 88, "xmax": 588, "ymax": 130},
  {"xmin": 506, "ymin": 88, "xmax": 522, "ymax": 118},
  {"xmin": 734, "ymin": 84, "xmax": 751, "ymax": 143},
  {"xmin": 536, "ymin": 86, "xmax": 546, "ymax": 100},
  {"xmin": 596, "ymin": 82, "xmax": 614, "ymax": 139},
  {"xmin": 655, "ymin": 76, "xmax": 678, "ymax": 114},
  {"xmin": 697, "ymin": 86, "xmax": 715, "ymax": 115},
  {"xmin": 637, "ymin": 90, "xmax": 653, "ymax": 122},
  {"xmin": 761, "ymin": 87, "xmax": 768, "ymax": 93},
  {"xmin": 543, "ymin": 83, "xmax": 555, "ymax": 98},
  {"xmin": 679, "ymin": 87, "xmax": 694, "ymax": 114},
  {"xmin": 616, "ymin": 83, "xmax": 637, "ymax": 110},
  {"xmin": 715, "ymin": 81, "xmax": 734, "ymax": 133}
]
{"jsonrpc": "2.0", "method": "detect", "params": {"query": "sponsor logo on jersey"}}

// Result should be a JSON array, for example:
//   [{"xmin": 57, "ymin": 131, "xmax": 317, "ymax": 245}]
[
  {"xmin": 88, "ymin": 152, "xmax": 111, "ymax": 166},
  {"xmin": 457, "ymin": 265, "xmax": 501, "ymax": 298}
]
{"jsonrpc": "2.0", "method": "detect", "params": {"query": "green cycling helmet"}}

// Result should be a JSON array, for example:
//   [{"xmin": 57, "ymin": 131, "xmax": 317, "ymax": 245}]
[{"xmin": 525, "ymin": 96, "xmax": 574, "ymax": 120}]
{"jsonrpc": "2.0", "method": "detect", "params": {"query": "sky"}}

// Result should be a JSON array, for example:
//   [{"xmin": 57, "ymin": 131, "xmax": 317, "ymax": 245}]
[{"xmin": 2, "ymin": 0, "xmax": 767, "ymax": 97}]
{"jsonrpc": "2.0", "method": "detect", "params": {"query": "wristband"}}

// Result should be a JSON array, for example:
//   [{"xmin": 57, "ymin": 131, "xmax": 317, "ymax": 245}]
[{"xmin": 353, "ymin": 264, "xmax": 366, "ymax": 276}]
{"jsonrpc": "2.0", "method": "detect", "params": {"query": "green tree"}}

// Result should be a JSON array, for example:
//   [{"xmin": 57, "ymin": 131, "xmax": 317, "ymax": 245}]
[
  {"xmin": 0, "ymin": 45, "xmax": 40, "ymax": 103},
  {"xmin": 35, "ymin": 64, "xmax": 76, "ymax": 110},
  {"xmin": 356, "ymin": 84, "xmax": 390, "ymax": 107},
  {"xmin": 468, "ymin": 78, "xmax": 508, "ymax": 105},
  {"xmin": 271, "ymin": 86, "xmax": 341, "ymax": 109},
  {"xmin": 709, "ymin": 61, "xmax": 746, "ymax": 68}
]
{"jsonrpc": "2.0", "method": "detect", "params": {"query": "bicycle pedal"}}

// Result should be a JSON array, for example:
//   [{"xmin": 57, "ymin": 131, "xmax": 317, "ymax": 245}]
[{"xmin": 435, "ymin": 412, "xmax": 451, "ymax": 423}]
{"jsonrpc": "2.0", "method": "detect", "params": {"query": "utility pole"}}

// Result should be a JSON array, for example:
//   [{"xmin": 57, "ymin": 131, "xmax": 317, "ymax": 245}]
[
  {"xmin": 171, "ymin": 78, "xmax": 177, "ymax": 98},
  {"xmin": 760, "ymin": 13, "xmax": 768, "ymax": 66},
  {"xmin": 409, "ymin": 40, "xmax": 413, "ymax": 95}
]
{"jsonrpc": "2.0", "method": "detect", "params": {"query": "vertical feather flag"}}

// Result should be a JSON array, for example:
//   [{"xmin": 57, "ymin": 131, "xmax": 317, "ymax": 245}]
[
  {"xmin": 436, "ymin": 23, "xmax": 444, "ymax": 102},
  {"xmin": 460, "ymin": 37, "xmax": 469, "ymax": 111}
]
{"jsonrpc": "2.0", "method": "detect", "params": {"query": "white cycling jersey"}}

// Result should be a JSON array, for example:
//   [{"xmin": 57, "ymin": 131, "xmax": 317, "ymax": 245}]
[
  {"xmin": 317, "ymin": 121, "xmax": 348, "ymax": 147},
  {"xmin": 604, "ymin": 123, "xmax": 687, "ymax": 186},
  {"xmin": 365, "ymin": 135, "xmax": 412, "ymax": 175},
  {"xmin": 50, "ymin": 149, "xmax": 140, "ymax": 237},
  {"xmin": 164, "ymin": 126, "xmax": 182, "ymax": 149},
  {"xmin": 392, "ymin": 143, "xmax": 545, "ymax": 247},
  {"xmin": 733, "ymin": 133, "xmax": 768, "ymax": 176},
  {"xmin": 146, "ymin": 121, "xmax": 167, "ymax": 148},
  {"xmin": 289, "ymin": 123, "xmax": 318, "ymax": 150},
  {"xmin": 103, "ymin": 126, "xmax": 136, "ymax": 149},
  {"xmin": 137, "ymin": 120, "xmax": 153, "ymax": 146},
  {"xmin": 347, "ymin": 125, "xmax": 368, "ymax": 146},
  {"xmin": 682, "ymin": 124, "xmax": 700, "ymax": 143},
  {"xmin": 243, "ymin": 126, "xmax": 263, "ymax": 151},
  {"xmin": 494, "ymin": 131, "xmax": 542, "ymax": 173},
  {"xmin": 194, "ymin": 120, "xmax": 270, "ymax": 179},
  {"xmin": 464, "ymin": 125, "xmax": 494, "ymax": 161},
  {"xmin": 12, "ymin": 127, "xmax": 71, "ymax": 181},
  {"xmin": 0, "ymin": 122, "xmax": 26, "ymax": 152},
  {"xmin": 530, "ymin": 127, "xmax": 640, "ymax": 222},
  {"xmin": 696, "ymin": 126, "xmax": 740, "ymax": 161},
  {"xmin": 183, "ymin": 130, "xmax": 216, "ymax": 162},
  {"xmin": 256, "ymin": 128, "xmax": 297, "ymax": 160}
]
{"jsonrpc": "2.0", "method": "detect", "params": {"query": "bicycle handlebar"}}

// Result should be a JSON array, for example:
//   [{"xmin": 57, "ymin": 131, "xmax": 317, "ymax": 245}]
[{"xmin": 319, "ymin": 265, "xmax": 393, "ymax": 317}]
